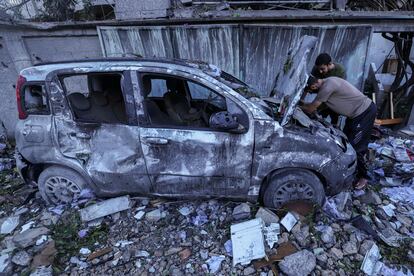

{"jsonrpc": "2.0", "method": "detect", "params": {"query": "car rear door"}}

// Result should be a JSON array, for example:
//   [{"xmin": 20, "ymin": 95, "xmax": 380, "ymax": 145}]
[{"xmin": 46, "ymin": 69, "xmax": 151, "ymax": 196}]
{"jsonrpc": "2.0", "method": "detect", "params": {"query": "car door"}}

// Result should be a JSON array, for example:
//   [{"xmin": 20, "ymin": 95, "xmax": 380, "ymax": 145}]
[
  {"xmin": 46, "ymin": 69, "xmax": 151, "ymax": 196},
  {"xmin": 133, "ymin": 68, "xmax": 254, "ymax": 198}
]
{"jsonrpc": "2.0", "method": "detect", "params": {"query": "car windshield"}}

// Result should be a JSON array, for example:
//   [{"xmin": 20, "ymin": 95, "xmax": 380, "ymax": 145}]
[{"xmin": 217, "ymin": 71, "xmax": 260, "ymax": 99}]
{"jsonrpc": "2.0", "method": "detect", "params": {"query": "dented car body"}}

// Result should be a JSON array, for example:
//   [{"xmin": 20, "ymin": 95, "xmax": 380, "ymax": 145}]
[{"xmin": 15, "ymin": 43, "xmax": 356, "ymax": 207}]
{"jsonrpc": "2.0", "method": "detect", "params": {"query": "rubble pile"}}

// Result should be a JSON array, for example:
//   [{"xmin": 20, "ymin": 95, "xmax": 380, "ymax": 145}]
[{"xmin": 0, "ymin": 133, "xmax": 414, "ymax": 275}]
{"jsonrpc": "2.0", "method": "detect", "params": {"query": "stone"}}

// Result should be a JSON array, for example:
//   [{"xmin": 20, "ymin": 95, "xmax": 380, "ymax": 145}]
[
  {"xmin": 317, "ymin": 225, "xmax": 336, "ymax": 247},
  {"xmin": 200, "ymin": 249, "xmax": 209, "ymax": 260},
  {"xmin": 359, "ymin": 240, "xmax": 375, "ymax": 256},
  {"xmin": 11, "ymin": 251, "xmax": 32, "ymax": 266},
  {"xmin": 329, "ymin": 248, "xmax": 343, "ymax": 259},
  {"xmin": 165, "ymin": 247, "xmax": 182, "ymax": 256},
  {"xmin": 279, "ymin": 250, "xmax": 316, "ymax": 276},
  {"xmin": 13, "ymin": 227, "xmax": 49, "ymax": 248},
  {"xmin": 255, "ymin": 207, "xmax": 279, "ymax": 225},
  {"xmin": 146, "ymin": 209, "xmax": 162, "ymax": 222},
  {"xmin": 29, "ymin": 265, "xmax": 53, "ymax": 276},
  {"xmin": 321, "ymin": 270, "xmax": 336, "ymax": 276},
  {"xmin": 178, "ymin": 248, "xmax": 191, "ymax": 261},
  {"xmin": 292, "ymin": 224, "xmax": 309, "ymax": 247},
  {"xmin": 359, "ymin": 190, "xmax": 382, "ymax": 205},
  {"xmin": 342, "ymin": 241, "xmax": 358, "ymax": 255},
  {"xmin": 396, "ymin": 215, "xmax": 412, "ymax": 227},
  {"xmin": 243, "ymin": 266, "xmax": 256, "ymax": 275},
  {"xmin": 31, "ymin": 241, "xmax": 57, "ymax": 268},
  {"xmin": 79, "ymin": 196, "xmax": 131, "ymax": 222},
  {"xmin": 0, "ymin": 254, "xmax": 10, "ymax": 273},
  {"xmin": 232, "ymin": 203, "xmax": 251, "ymax": 220},
  {"xmin": 0, "ymin": 216, "xmax": 20, "ymax": 234}
]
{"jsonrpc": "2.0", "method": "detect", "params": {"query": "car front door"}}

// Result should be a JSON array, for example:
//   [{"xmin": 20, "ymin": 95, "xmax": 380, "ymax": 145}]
[{"xmin": 133, "ymin": 68, "xmax": 254, "ymax": 198}]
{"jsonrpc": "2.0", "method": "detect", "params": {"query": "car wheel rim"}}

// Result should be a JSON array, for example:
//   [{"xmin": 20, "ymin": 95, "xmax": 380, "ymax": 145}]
[
  {"xmin": 273, "ymin": 181, "xmax": 315, "ymax": 207},
  {"xmin": 44, "ymin": 176, "xmax": 81, "ymax": 204}
]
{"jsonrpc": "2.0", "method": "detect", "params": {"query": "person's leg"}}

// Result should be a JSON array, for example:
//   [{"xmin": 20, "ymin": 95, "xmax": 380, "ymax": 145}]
[{"xmin": 344, "ymin": 103, "xmax": 377, "ymax": 188}]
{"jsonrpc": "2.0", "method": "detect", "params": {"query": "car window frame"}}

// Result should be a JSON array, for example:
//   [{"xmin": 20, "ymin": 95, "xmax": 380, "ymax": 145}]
[
  {"xmin": 20, "ymin": 81, "xmax": 51, "ymax": 116},
  {"xmin": 57, "ymin": 71, "xmax": 136, "ymax": 125},
  {"xmin": 136, "ymin": 70, "xmax": 249, "ymax": 133}
]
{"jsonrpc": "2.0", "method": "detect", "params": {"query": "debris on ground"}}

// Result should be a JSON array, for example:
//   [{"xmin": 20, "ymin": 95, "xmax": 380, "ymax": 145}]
[{"xmin": 0, "ymin": 132, "xmax": 413, "ymax": 275}]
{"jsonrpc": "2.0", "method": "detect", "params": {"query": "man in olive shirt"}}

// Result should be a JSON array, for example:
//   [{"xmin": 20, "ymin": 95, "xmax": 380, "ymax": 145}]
[
  {"xmin": 311, "ymin": 53, "xmax": 347, "ymax": 79},
  {"xmin": 302, "ymin": 76, "xmax": 377, "ymax": 190}
]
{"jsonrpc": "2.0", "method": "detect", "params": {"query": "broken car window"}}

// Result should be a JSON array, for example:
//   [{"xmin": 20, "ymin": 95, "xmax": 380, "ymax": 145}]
[
  {"xmin": 141, "ymin": 74, "xmax": 227, "ymax": 128},
  {"xmin": 62, "ymin": 73, "xmax": 128, "ymax": 124},
  {"xmin": 22, "ymin": 84, "xmax": 49, "ymax": 114}
]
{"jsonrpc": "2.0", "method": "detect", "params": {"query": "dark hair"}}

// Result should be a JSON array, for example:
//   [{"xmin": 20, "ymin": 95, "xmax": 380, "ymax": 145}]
[
  {"xmin": 315, "ymin": 53, "xmax": 332, "ymax": 66},
  {"xmin": 307, "ymin": 75, "xmax": 318, "ymax": 87}
]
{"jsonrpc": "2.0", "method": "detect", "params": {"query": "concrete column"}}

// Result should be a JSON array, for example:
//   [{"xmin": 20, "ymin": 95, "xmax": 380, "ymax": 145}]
[
  {"xmin": 334, "ymin": 0, "xmax": 347, "ymax": 10},
  {"xmin": 2, "ymin": 30, "xmax": 32, "ymax": 73}
]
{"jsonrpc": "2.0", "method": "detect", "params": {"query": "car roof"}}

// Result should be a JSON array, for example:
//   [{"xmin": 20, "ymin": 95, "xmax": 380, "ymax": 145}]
[{"xmin": 20, "ymin": 57, "xmax": 220, "ymax": 81}]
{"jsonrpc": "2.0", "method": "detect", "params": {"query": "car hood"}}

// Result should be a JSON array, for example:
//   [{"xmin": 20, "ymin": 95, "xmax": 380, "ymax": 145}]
[{"xmin": 271, "ymin": 35, "xmax": 318, "ymax": 126}]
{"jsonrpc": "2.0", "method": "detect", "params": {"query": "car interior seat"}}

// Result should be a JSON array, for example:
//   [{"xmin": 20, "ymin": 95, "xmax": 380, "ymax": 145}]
[
  {"xmin": 142, "ymin": 76, "xmax": 170, "ymax": 125},
  {"xmin": 163, "ymin": 78, "xmax": 202, "ymax": 125}
]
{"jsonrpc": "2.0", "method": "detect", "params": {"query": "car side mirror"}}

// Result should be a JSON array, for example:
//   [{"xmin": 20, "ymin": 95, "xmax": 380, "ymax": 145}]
[{"xmin": 209, "ymin": 111, "xmax": 247, "ymax": 134}]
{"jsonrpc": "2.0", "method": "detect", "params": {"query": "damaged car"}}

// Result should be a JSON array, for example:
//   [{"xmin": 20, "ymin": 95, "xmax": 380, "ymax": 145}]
[{"xmin": 14, "ymin": 36, "xmax": 356, "ymax": 208}]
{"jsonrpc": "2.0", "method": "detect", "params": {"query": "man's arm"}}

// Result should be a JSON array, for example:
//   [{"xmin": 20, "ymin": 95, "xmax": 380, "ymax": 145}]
[{"xmin": 301, "ymin": 100, "xmax": 322, "ymax": 114}]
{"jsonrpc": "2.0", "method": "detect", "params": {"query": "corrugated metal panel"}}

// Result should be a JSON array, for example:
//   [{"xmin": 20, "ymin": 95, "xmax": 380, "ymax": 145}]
[{"xmin": 98, "ymin": 25, "xmax": 372, "ymax": 96}]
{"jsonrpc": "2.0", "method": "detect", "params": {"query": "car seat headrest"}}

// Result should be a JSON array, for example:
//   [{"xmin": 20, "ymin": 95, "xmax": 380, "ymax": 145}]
[{"xmin": 67, "ymin": 92, "xmax": 91, "ymax": 111}]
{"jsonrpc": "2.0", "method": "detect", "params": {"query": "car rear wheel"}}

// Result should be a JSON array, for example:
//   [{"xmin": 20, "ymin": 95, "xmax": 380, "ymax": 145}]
[
  {"xmin": 263, "ymin": 169, "xmax": 325, "ymax": 209},
  {"xmin": 38, "ymin": 166, "xmax": 87, "ymax": 205}
]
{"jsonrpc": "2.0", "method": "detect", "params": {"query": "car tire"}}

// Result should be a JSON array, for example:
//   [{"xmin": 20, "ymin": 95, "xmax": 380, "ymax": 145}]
[
  {"xmin": 263, "ymin": 169, "xmax": 325, "ymax": 209},
  {"xmin": 38, "ymin": 166, "xmax": 87, "ymax": 205}
]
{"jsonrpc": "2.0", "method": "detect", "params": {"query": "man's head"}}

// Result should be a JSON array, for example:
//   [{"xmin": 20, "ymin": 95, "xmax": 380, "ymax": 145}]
[
  {"xmin": 306, "ymin": 75, "xmax": 322, "ymax": 92},
  {"xmin": 315, "ymin": 53, "xmax": 334, "ymax": 75}
]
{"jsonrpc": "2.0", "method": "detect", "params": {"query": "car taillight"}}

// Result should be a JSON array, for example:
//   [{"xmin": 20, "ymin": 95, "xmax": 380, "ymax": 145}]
[{"xmin": 16, "ymin": 75, "xmax": 27, "ymax": 119}]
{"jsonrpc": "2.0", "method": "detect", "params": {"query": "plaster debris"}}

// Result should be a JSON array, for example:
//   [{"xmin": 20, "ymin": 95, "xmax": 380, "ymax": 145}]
[
  {"xmin": 361, "ymin": 243, "xmax": 383, "ymax": 276},
  {"xmin": 133, "ymin": 210, "xmax": 145, "ymax": 220},
  {"xmin": 206, "ymin": 255, "xmax": 225, "ymax": 273},
  {"xmin": 0, "ymin": 216, "xmax": 19, "ymax": 234},
  {"xmin": 255, "ymin": 207, "xmax": 279, "ymax": 225},
  {"xmin": 232, "ymin": 203, "xmax": 251, "ymax": 220},
  {"xmin": 79, "ymin": 196, "xmax": 132, "ymax": 222}
]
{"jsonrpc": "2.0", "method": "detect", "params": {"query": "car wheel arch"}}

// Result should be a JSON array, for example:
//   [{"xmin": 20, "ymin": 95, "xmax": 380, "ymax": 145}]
[{"xmin": 258, "ymin": 167, "xmax": 327, "ymax": 204}]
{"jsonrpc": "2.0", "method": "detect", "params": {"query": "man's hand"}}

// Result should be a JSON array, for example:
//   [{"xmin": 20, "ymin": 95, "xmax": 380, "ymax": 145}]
[{"xmin": 301, "ymin": 100, "xmax": 322, "ymax": 114}]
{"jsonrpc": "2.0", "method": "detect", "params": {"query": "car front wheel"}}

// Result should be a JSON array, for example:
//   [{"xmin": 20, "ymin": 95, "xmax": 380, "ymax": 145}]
[{"xmin": 263, "ymin": 169, "xmax": 325, "ymax": 209}]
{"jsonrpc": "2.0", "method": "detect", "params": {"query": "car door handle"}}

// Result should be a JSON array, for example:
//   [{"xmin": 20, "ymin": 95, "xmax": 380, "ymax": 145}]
[
  {"xmin": 69, "ymin": 132, "xmax": 91, "ymax": 139},
  {"xmin": 142, "ymin": 137, "xmax": 169, "ymax": 145}
]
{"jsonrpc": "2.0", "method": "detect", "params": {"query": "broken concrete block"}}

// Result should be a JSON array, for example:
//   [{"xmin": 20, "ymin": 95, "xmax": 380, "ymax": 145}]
[
  {"xmin": 146, "ymin": 209, "xmax": 162, "ymax": 222},
  {"xmin": 280, "ymin": 212, "xmax": 298, "ymax": 232},
  {"xmin": 232, "ymin": 203, "xmax": 251, "ymax": 220},
  {"xmin": 11, "ymin": 251, "xmax": 31, "ymax": 266},
  {"xmin": 279, "ymin": 250, "xmax": 316, "ymax": 276},
  {"xmin": 361, "ymin": 243, "xmax": 383, "ymax": 275},
  {"xmin": 0, "ymin": 254, "xmax": 10, "ymax": 273},
  {"xmin": 79, "ymin": 196, "xmax": 131, "ymax": 222},
  {"xmin": 0, "ymin": 216, "xmax": 20, "ymax": 234},
  {"xmin": 255, "ymin": 207, "xmax": 279, "ymax": 225},
  {"xmin": 231, "ymin": 218, "xmax": 266, "ymax": 266},
  {"xmin": 12, "ymin": 227, "xmax": 49, "ymax": 248}
]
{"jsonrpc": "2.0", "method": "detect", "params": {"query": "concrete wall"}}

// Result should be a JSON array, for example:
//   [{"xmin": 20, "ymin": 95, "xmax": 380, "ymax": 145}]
[
  {"xmin": 0, "ymin": 26, "xmax": 102, "ymax": 138},
  {"xmin": 115, "ymin": 0, "xmax": 171, "ymax": 20}
]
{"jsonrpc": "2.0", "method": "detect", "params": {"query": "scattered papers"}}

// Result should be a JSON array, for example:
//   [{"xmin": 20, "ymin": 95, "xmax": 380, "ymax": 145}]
[
  {"xmin": 361, "ymin": 243, "xmax": 383, "ymax": 275},
  {"xmin": 264, "ymin": 223, "xmax": 280, "ymax": 248},
  {"xmin": 280, "ymin": 212, "xmax": 298, "ymax": 232},
  {"xmin": 231, "ymin": 218, "xmax": 266, "ymax": 266}
]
